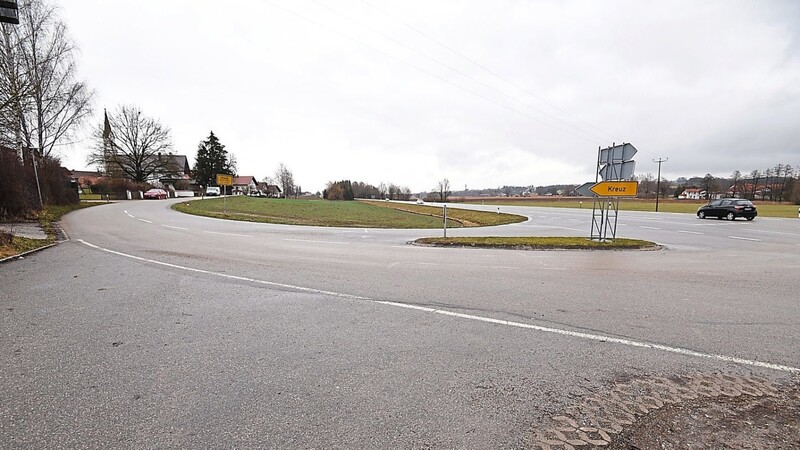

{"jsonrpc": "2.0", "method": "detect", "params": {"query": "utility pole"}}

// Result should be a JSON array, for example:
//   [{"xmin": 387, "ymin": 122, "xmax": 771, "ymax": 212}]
[{"xmin": 653, "ymin": 157, "xmax": 668, "ymax": 212}]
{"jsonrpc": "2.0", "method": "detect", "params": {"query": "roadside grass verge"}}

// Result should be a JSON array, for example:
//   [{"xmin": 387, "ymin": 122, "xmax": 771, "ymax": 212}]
[
  {"xmin": 413, "ymin": 236, "xmax": 659, "ymax": 250},
  {"xmin": 463, "ymin": 198, "xmax": 800, "ymax": 218},
  {"xmin": 79, "ymin": 193, "xmax": 103, "ymax": 201},
  {"xmin": 0, "ymin": 234, "xmax": 53, "ymax": 259},
  {"xmin": 0, "ymin": 202, "xmax": 102, "ymax": 259},
  {"xmin": 173, "ymin": 197, "xmax": 527, "ymax": 228}
]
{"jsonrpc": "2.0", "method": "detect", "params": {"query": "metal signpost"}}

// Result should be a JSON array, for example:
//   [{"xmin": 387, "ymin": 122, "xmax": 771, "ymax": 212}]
[
  {"xmin": 653, "ymin": 157, "xmax": 668, "ymax": 212},
  {"xmin": 216, "ymin": 173, "xmax": 233, "ymax": 213},
  {"xmin": 589, "ymin": 143, "xmax": 638, "ymax": 241}
]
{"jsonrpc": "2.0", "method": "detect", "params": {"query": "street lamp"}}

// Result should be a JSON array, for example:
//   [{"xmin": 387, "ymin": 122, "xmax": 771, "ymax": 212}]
[{"xmin": 653, "ymin": 157, "xmax": 668, "ymax": 212}]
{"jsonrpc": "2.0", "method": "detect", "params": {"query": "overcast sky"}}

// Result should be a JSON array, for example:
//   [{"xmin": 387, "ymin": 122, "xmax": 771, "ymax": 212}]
[{"xmin": 58, "ymin": 0, "xmax": 800, "ymax": 192}]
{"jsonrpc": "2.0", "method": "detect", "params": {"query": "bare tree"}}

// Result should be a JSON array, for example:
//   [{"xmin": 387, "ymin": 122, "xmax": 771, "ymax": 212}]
[
  {"xmin": 377, "ymin": 182, "xmax": 387, "ymax": 199},
  {"xmin": 779, "ymin": 164, "xmax": 793, "ymax": 202},
  {"xmin": 436, "ymin": 178, "xmax": 451, "ymax": 202},
  {"xmin": 87, "ymin": 105, "xmax": 174, "ymax": 183},
  {"xmin": 700, "ymin": 173, "xmax": 716, "ymax": 200},
  {"xmin": 748, "ymin": 170, "xmax": 761, "ymax": 200},
  {"xmin": 639, "ymin": 172, "xmax": 655, "ymax": 196},
  {"xmin": 0, "ymin": 26, "xmax": 28, "ymax": 150},
  {"xmin": 275, "ymin": 163, "xmax": 294, "ymax": 198},
  {"xmin": 657, "ymin": 177, "xmax": 671, "ymax": 199},
  {"xmin": 730, "ymin": 170, "xmax": 742, "ymax": 197},
  {"xmin": 0, "ymin": 0, "xmax": 92, "ymax": 156}
]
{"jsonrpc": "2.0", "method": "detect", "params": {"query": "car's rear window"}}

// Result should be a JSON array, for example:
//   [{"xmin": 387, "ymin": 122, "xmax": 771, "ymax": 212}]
[{"xmin": 734, "ymin": 200, "xmax": 754, "ymax": 206}]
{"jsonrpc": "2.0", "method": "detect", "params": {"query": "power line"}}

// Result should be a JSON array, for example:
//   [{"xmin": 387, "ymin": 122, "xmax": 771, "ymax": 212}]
[
  {"xmin": 258, "ymin": 0, "xmax": 601, "ymax": 143},
  {"xmin": 360, "ymin": 0, "xmax": 618, "ymax": 142},
  {"xmin": 308, "ymin": 0, "xmax": 609, "ymax": 143}
]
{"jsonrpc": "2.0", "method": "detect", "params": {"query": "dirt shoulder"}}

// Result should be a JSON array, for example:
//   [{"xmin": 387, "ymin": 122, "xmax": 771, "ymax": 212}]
[{"xmin": 532, "ymin": 372, "xmax": 800, "ymax": 449}]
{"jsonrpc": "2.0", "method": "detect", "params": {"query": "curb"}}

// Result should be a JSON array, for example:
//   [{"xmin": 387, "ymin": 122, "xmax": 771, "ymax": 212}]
[
  {"xmin": 408, "ymin": 241, "xmax": 663, "ymax": 251},
  {"xmin": 0, "ymin": 241, "xmax": 60, "ymax": 264},
  {"xmin": 0, "ymin": 221, "xmax": 69, "ymax": 264}
]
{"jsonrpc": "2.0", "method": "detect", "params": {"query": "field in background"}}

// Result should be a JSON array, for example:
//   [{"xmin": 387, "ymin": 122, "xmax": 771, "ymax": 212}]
[{"xmin": 460, "ymin": 197, "xmax": 799, "ymax": 218}]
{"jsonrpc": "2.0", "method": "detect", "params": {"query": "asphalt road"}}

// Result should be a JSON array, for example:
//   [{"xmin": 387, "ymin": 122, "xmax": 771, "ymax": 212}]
[{"xmin": 2, "ymin": 198, "xmax": 799, "ymax": 448}]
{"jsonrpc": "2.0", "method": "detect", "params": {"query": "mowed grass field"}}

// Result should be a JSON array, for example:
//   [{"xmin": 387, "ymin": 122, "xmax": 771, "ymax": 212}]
[
  {"xmin": 463, "ymin": 198, "xmax": 800, "ymax": 218},
  {"xmin": 173, "ymin": 197, "xmax": 526, "ymax": 228}
]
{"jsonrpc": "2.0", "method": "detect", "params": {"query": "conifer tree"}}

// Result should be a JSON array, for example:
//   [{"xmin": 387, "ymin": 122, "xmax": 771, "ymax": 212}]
[{"xmin": 193, "ymin": 131, "xmax": 235, "ymax": 187}]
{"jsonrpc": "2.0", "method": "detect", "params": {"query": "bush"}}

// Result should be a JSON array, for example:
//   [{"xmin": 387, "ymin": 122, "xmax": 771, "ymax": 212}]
[
  {"xmin": 0, "ymin": 150, "xmax": 79, "ymax": 220},
  {"xmin": 0, "ymin": 150, "xmax": 38, "ymax": 219},
  {"xmin": 91, "ymin": 177, "xmax": 150, "ymax": 197}
]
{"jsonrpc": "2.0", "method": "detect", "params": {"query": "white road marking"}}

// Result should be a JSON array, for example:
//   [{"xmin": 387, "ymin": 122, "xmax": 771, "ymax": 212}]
[
  {"xmin": 375, "ymin": 300, "xmax": 800, "ymax": 374},
  {"xmin": 204, "ymin": 231, "xmax": 252, "ymax": 238},
  {"xmin": 728, "ymin": 236, "xmax": 761, "ymax": 242},
  {"xmin": 162, "ymin": 225, "xmax": 189, "ymax": 231},
  {"xmin": 138, "ymin": 218, "xmax": 152, "ymax": 224},
  {"xmin": 677, "ymin": 230, "xmax": 703, "ymax": 235},
  {"xmin": 750, "ymin": 229, "xmax": 800, "ymax": 237},
  {"xmin": 78, "ymin": 239, "xmax": 365, "ymax": 300},
  {"xmin": 640, "ymin": 226, "xmax": 661, "ymax": 230},
  {"xmin": 76, "ymin": 239, "xmax": 800, "ymax": 375},
  {"xmin": 284, "ymin": 238, "xmax": 347, "ymax": 245}
]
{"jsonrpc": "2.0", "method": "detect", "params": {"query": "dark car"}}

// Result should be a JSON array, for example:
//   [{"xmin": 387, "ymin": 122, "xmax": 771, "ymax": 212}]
[{"xmin": 697, "ymin": 198, "xmax": 757, "ymax": 221}]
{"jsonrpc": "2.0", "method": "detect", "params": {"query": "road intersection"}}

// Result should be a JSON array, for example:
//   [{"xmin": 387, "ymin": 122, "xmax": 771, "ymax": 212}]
[{"xmin": 2, "ymin": 199, "xmax": 798, "ymax": 447}]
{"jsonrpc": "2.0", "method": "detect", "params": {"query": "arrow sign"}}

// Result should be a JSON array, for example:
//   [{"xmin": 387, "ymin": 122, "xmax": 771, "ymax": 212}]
[
  {"xmin": 590, "ymin": 181, "xmax": 639, "ymax": 197},
  {"xmin": 599, "ymin": 160, "xmax": 636, "ymax": 180},
  {"xmin": 576, "ymin": 182, "xmax": 597, "ymax": 197},
  {"xmin": 599, "ymin": 143, "xmax": 637, "ymax": 162}
]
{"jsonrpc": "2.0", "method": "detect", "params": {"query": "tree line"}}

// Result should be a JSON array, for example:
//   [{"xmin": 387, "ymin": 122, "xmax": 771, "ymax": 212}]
[
  {"xmin": 637, "ymin": 163, "xmax": 799, "ymax": 203},
  {"xmin": 323, "ymin": 180, "xmax": 412, "ymax": 201}
]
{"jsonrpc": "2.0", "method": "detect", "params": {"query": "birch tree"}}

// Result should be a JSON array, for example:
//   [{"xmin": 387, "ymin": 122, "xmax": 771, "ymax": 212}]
[{"xmin": 0, "ymin": 0, "xmax": 92, "ymax": 155}]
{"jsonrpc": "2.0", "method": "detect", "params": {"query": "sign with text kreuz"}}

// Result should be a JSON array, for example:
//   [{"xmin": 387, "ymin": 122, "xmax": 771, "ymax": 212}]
[
  {"xmin": 589, "ymin": 181, "xmax": 638, "ymax": 197},
  {"xmin": 590, "ymin": 143, "xmax": 638, "ymax": 242}
]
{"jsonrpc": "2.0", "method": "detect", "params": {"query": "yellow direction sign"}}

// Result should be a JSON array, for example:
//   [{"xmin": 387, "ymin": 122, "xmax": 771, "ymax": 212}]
[
  {"xmin": 589, "ymin": 181, "xmax": 638, "ymax": 197},
  {"xmin": 215, "ymin": 174, "xmax": 233, "ymax": 186}
]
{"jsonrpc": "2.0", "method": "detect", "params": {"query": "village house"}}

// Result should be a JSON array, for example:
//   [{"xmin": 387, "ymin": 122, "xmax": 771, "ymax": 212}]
[{"xmin": 232, "ymin": 176, "xmax": 258, "ymax": 195}]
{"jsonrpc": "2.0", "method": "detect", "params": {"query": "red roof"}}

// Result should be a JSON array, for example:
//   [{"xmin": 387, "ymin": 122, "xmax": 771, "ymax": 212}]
[{"xmin": 232, "ymin": 176, "xmax": 256, "ymax": 186}]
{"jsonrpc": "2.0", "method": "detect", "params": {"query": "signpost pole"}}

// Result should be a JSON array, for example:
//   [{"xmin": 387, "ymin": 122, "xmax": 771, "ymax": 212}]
[
  {"xmin": 653, "ymin": 157, "xmax": 668, "ymax": 212},
  {"xmin": 443, "ymin": 204, "xmax": 447, "ymax": 238}
]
